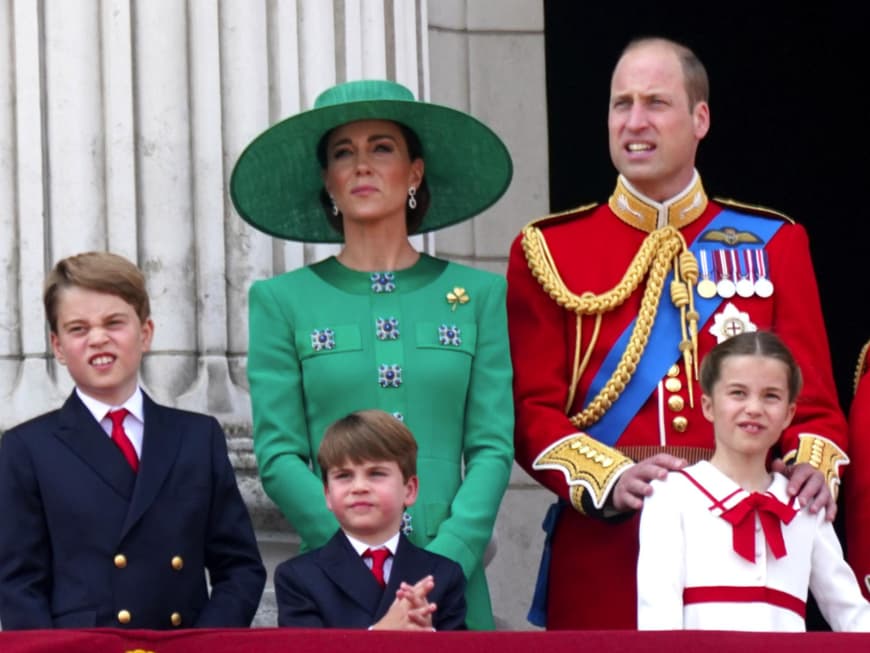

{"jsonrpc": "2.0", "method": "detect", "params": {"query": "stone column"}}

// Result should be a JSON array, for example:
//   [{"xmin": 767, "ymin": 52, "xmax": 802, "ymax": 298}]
[
  {"xmin": 0, "ymin": 0, "xmax": 431, "ymax": 627},
  {"xmin": 2, "ymin": 0, "xmax": 65, "ymax": 423},
  {"xmin": 0, "ymin": 0, "xmax": 22, "ymax": 407},
  {"xmin": 0, "ymin": 0, "xmax": 430, "ymax": 423},
  {"xmin": 0, "ymin": 0, "xmax": 554, "ymax": 632}
]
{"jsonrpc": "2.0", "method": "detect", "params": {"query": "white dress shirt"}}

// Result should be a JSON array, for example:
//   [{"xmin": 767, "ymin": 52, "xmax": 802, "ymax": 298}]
[
  {"xmin": 345, "ymin": 531, "xmax": 400, "ymax": 584},
  {"xmin": 76, "ymin": 386, "xmax": 145, "ymax": 459}
]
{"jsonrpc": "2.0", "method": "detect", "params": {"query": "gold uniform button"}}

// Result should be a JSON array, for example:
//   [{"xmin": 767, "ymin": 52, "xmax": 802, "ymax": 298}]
[
  {"xmin": 667, "ymin": 395, "xmax": 685, "ymax": 412},
  {"xmin": 666, "ymin": 365, "xmax": 680, "ymax": 378},
  {"xmin": 664, "ymin": 377, "xmax": 682, "ymax": 393},
  {"xmin": 171, "ymin": 556, "xmax": 184, "ymax": 571},
  {"xmin": 114, "ymin": 554, "xmax": 127, "ymax": 569},
  {"xmin": 117, "ymin": 609, "xmax": 131, "ymax": 624},
  {"xmin": 672, "ymin": 416, "xmax": 688, "ymax": 432},
  {"xmin": 171, "ymin": 612, "xmax": 182, "ymax": 627}
]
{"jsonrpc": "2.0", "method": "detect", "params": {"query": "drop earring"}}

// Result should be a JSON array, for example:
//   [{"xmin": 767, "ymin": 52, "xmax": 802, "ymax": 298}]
[
  {"xmin": 407, "ymin": 186, "xmax": 417, "ymax": 210},
  {"xmin": 401, "ymin": 510, "xmax": 413, "ymax": 536},
  {"xmin": 330, "ymin": 195, "xmax": 339, "ymax": 216}
]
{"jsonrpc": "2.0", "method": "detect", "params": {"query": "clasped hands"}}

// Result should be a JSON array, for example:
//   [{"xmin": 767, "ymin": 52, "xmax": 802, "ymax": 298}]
[{"xmin": 372, "ymin": 574, "xmax": 438, "ymax": 631}]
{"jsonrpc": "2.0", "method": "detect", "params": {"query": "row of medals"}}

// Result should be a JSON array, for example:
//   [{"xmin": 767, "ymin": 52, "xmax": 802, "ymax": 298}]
[{"xmin": 695, "ymin": 248, "xmax": 774, "ymax": 300}]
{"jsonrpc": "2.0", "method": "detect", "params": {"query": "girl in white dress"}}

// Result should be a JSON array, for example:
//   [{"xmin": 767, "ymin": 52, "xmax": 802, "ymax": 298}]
[{"xmin": 637, "ymin": 331, "xmax": 869, "ymax": 631}]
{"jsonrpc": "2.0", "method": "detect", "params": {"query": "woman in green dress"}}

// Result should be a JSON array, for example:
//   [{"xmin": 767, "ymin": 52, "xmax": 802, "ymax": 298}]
[{"xmin": 230, "ymin": 80, "xmax": 514, "ymax": 630}]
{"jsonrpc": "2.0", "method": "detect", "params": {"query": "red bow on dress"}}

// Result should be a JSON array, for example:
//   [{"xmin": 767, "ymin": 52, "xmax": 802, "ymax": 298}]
[{"xmin": 719, "ymin": 492, "xmax": 798, "ymax": 563}]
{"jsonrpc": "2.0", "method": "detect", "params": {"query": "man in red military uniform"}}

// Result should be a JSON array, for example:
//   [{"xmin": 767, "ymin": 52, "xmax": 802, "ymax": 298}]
[
  {"xmin": 507, "ymin": 36, "xmax": 849, "ymax": 630},
  {"xmin": 847, "ymin": 343, "xmax": 870, "ymax": 601}
]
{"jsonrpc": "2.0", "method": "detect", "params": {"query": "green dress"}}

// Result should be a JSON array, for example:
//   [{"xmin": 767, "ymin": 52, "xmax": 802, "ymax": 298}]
[{"xmin": 248, "ymin": 254, "xmax": 514, "ymax": 629}]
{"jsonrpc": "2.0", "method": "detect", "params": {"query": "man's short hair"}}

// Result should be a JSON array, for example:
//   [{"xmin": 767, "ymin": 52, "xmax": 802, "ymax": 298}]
[{"xmin": 621, "ymin": 36, "xmax": 710, "ymax": 110}]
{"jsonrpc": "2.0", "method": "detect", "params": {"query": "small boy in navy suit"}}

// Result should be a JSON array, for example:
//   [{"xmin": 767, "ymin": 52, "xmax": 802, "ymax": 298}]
[
  {"xmin": 0, "ymin": 251, "xmax": 266, "ymax": 630},
  {"xmin": 275, "ymin": 409, "xmax": 467, "ymax": 630}
]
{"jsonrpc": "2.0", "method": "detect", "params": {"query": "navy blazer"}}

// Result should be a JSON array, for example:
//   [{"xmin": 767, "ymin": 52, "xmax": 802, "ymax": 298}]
[
  {"xmin": 0, "ymin": 391, "xmax": 265, "ymax": 630},
  {"xmin": 275, "ymin": 530, "xmax": 467, "ymax": 630}
]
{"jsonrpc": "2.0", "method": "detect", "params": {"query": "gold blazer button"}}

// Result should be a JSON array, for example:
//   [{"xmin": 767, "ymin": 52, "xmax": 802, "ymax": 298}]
[
  {"xmin": 667, "ymin": 395, "xmax": 685, "ymax": 412},
  {"xmin": 664, "ymin": 377, "xmax": 682, "ymax": 393}
]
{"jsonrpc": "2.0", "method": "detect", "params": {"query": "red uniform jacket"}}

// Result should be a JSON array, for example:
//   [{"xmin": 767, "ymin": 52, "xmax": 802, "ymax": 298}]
[{"xmin": 507, "ymin": 175, "xmax": 848, "ymax": 629}]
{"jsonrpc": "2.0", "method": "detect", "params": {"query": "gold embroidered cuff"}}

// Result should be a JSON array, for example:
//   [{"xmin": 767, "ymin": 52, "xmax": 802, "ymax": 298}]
[
  {"xmin": 791, "ymin": 434, "xmax": 850, "ymax": 497},
  {"xmin": 533, "ymin": 433, "xmax": 634, "ymax": 512},
  {"xmin": 570, "ymin": 485, "xmax": 588, "ymax": 516}
]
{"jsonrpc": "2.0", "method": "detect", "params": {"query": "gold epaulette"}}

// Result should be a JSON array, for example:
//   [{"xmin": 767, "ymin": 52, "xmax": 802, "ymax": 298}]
[
  {"xmin": 713, "ymin": 197, "xmax": 795, "ymax": 224},
  {"xmin": 784, "ymin": 434, "xmax": 850, "ymax": 499},
  {"xmin": 853, "ymin": 338, "xmax": 870, "ymax": 395},
  {"xmin": 533, "ymin": 433, "xmax": 634, "ymax": 514},
  {"xmin": 522, "ymin": 202, "xmax": 599, "ymax": 231}
]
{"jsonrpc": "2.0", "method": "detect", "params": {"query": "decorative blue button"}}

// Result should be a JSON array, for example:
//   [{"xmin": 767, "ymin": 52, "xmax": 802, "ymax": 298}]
[
  {"xmin": 370, "ymin": 271, "xmax": 396, "ymax": 293},
  {"xmin": 311, "ymin": 328, "xmax": 335, "ymax": 351},
  {"xmin": 376, "ymin": 317, "xmax": 400, "ymax": 340},
  {"xmin": 378, "ymin": 364, "xmax": 402, "ymax": 388},
  {"xmin": 438, "ymin": 324, "xmax": 462, "ymax": 346}
]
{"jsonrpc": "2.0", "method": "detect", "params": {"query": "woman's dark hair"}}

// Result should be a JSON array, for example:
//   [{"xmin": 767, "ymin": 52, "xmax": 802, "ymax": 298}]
[
  {"xmin": 316, "ymin": 122, "xmax": 431, "ymax": 237},
  {"xmin": 699, "ymin": 331, "xmax": 803, "ymax": 403}
]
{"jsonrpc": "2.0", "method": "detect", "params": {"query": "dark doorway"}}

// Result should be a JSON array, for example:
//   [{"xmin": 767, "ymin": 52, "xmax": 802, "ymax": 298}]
[{"xmin": 544, "ymin": 1, "xmax": 867, "ymax": 414}]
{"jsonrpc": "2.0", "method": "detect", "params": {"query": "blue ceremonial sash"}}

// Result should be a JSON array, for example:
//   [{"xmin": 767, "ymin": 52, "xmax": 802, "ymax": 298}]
[
  {"xmin": 583, "ymin": 209, "xmax": 785, "ymax": 445},
  {"xmin": 526, "ymin": 499, "xmax": 565, "ymax": 627},
  {"xmin": 527, "ymin": 209, "xmax": 786, "ymax": 627}
]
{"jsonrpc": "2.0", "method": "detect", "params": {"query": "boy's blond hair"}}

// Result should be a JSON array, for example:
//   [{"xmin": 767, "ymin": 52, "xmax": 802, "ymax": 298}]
[
  {"xmin": 43, "ymin": 251, "xmax": 151, "ymax": 332},
  {"xmin": 318, "ymin": 410, "xmax": 417, "ymax": 482}
]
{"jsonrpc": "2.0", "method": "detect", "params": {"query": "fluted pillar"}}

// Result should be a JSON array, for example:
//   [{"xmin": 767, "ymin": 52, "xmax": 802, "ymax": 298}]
[
  {"xmin": 0, "ymin": 0, "xmax": 20, "ymax": 403},
  {"xmin": 0, "ymin": 0, "xmax": 429, "ymax": 432},
  {"xmin": 4, "ymin": 0, "xmax": 66, "ymax": 423},
  {"xmin": 0, "ymin": 0, "xmax": 553, "ymax": 632}
]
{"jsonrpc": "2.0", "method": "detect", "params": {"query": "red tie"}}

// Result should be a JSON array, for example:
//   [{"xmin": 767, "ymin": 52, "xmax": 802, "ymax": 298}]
[
  {"xmin": 363, "ymin": 548, "xmax": 390, "ymax": 588},
  {"xmin": 720, "ymin": 492, "xmax": 797, "ymax": 563},
  {"xmin": 107, "ymin": 409, "xmax": 138, "ymax": 472}
]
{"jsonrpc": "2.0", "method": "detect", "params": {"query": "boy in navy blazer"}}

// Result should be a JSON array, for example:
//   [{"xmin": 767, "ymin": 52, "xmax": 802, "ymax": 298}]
[
  {"xmin": 0, "ymin": 251, "xmax": 266, "ymax": 630},
  {"xmin": 275, "ymin": 409, "xmax": 467, "ymax": 630}
]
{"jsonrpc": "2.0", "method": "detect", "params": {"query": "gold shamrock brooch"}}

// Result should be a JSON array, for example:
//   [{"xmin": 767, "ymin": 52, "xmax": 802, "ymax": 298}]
[{"xmin": 446, "ymin": 287, "xmax": 469, "ymax": 311}]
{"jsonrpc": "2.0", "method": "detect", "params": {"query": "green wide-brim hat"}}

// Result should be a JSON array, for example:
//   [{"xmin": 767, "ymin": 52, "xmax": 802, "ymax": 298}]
[{"xmin": 229, "ymin": 79, "xmax": 513, "ymax": 243}]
